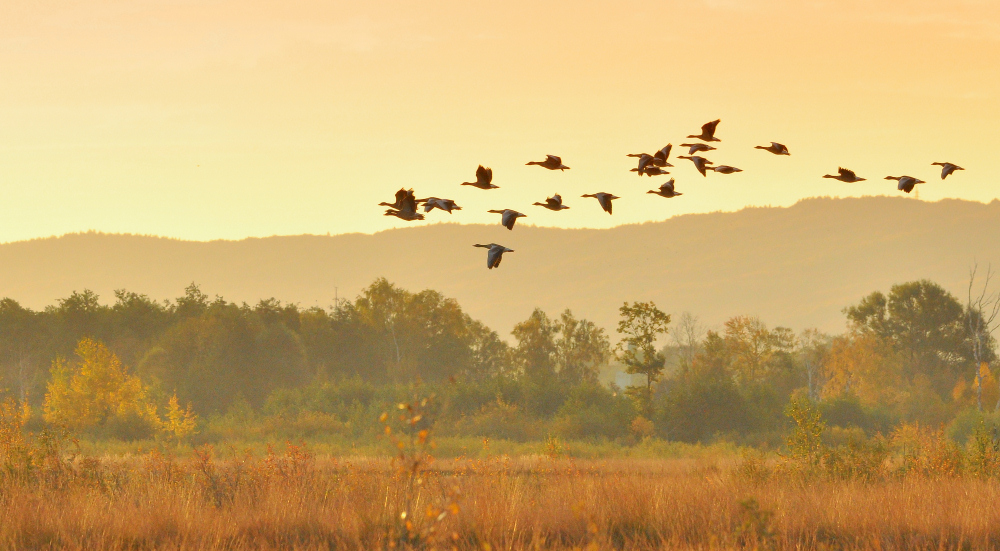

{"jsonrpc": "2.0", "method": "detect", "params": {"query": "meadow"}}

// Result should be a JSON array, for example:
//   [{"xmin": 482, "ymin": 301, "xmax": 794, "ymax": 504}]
[{"xmin": 5, "ymin": 395, "xmax": 1000, "ymax": 551}]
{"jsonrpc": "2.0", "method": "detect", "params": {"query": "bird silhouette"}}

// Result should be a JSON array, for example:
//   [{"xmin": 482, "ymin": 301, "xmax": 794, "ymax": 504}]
[
  {"xmin": 419, "ymin": 197, "xmax": 462, "ymax": 213},
  {"xmin": 630, "ymin": 166, "xmax": 671, "ymax": 177},
  {"xmin": 379, "ymin": 188, "xmax": 416, "ymax": 210},
  {"xmin": 687, "ymin": 119, "xmax": 721, "ymax": 142},
  {"xmin": 533, "ymin": 194, "xmax": 570, "ymax": 211},
  {"xmin": 680, "ymin": 143, "xmax": 716, "ymax": 155},
  {"xmin": 647, "ymin": 179, "xmax": 682, "ymax": 198},
  {"xmin": 886, "ymin": 175, "xmax": 925, "ymax": 193},
  {"xmin": 755, "ymin": 142, "xmax": 790, "ymax": 156},
  {"xmin": 581, "ymin": 192, "xmax": 619, "ymax": 215},
  {"xmin": 487, "ymin": 209, "xmax": 527, "ymax": 230},
  {"xmin": 823, "ymin": 167, "xmax": 866, "ymax": 182},
  {"xmin": 678, "ymin": 155, "xmax": 714, "ymax": 177},
  {"xmin": 526, "ymin": 155, "xmax": 570, "ymax": 171},
  {"xmin": 931, "ymin": 162, "xmax": 964, "ymax": 180},
  {"xmin": 474, "ymin": 243, "xmax": 514, "ymax": 269},
  {"xmin": 652, "ymin": 144, "xmax": 673, "ymax": 167},
  {"xmin": 711, "ymin": 165, "xmax": 743, "ymax": 174},
  {"xmin": 461, "ymin": 165, "xmax": 498, "ymax": 189}
]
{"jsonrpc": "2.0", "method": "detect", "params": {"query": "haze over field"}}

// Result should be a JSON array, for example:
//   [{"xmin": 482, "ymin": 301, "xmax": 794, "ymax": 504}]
[{"xmin": 2, "ymin": 196, "xmax": 998, "ymax": 335}]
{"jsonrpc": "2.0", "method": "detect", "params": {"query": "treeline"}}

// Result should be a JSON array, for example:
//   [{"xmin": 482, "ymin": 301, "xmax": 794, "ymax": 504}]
[{"xmin": 0, "ymin": 277, "xmax": 997, "ymax": 446}]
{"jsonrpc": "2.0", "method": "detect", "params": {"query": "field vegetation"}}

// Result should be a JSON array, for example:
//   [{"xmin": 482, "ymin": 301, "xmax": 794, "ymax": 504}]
[{"xmin": 3, "ymin": 275, "xmax": 1000, "ymax": 547}]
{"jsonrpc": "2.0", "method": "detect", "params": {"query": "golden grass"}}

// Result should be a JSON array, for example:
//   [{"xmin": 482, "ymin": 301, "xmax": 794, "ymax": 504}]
[{"xmin": 3, "ymin": 449, "xmax": 1000, "ymax": 550}]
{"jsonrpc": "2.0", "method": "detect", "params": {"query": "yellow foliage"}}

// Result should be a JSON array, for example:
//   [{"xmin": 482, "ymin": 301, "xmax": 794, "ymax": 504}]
[
  {"xmin": 972, "ymin": 363, "xmax": 999, "ymax": 409},
  {"xmin": 162, "ymin": 393, "xmax": 198, "ymax": 442},
  {"xmin": 823, "ymin": 333, "xmax": 903, "ymax": 405},
  {"xmin": 43, "ymin": 338, "xmax": 159, "ymax": 431}
]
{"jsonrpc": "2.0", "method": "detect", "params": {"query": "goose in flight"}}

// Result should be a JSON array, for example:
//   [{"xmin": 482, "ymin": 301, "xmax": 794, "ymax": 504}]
[
  {"xmin": 687, "ymin": 119, "xmax": 721, "ymax": 142},
  {"xmin": 636, "ymin": 153, "xmax": 655, "ymax": 174},
  {"xmin": 755, "ymin": 142, "xmax": 790, "ymax": 156},
  {"xmin": 681, "ymin": 143, "xmax": 716, "ymax": 155},
  {"xmin": 379, "ymin": 188, "xmax": 416, "ymax": 210},
  {"xmin": 420, "ymin": 197, "xmax": 462, "ymax": 213},
  {"xmin": 823, "ymin": 167, "xmax": 866, "ymax": 183},
  {"xmin": 533, "ymin": 194, "xmax": 570, "ymax": 211},
  {"xmin": 487, "ymin": 209, "xmax": 527, "ymax": 230},
  {"xmin": 678, "ymin": 155, "xmax": 713, "ymax": 177},
  {"xmin": 886, "ymin": 175, "xmax": 925, "ymax": 193},
  {"xmin": 631, "ymin": 166, "xmax": 671, "ymax": 177},
  {"xmin": 474, "ymin": 243, "xmax": 514, "ymax": 270},
  {"xmin": 526, "ymin": 155, "xmax": 570, "ymax": 171},
  {"xmin": 711, "ymin": 165, "xmax": 743, "ymax": 174},
  {"xmin": 652, "ymin": 144, "xmax": 673, "ymax": 167},
  {"xmin": 932, "ymin": 162, "xmax": 964, "ymax": 180},
  {"xmin": 462, "ymin": 165, "xmax": 498, "ymax": 189},
  {"xmin": 647, "ymin": 179, "xmax": 682, "ymax": 198},
  {"xmin": 384, "ymin": 208, "xmax": 425, "ymax": 221},
  {"xmin": 581, "ymin": 192, "xmax": 619, "ymax": 215}
]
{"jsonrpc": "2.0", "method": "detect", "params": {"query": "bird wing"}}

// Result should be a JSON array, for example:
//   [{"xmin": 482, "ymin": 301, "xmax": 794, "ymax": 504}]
[
  {"xmin": 501, "ymin": 210, "xmax": 515, "ymax": 229},
  {"xmin": 550, "ymin": 194, "xmax": 562, "ymax": 205},
  {"xmin": 476, "ymin": 165, "xmax": 489, "ymax": 183},
  {"xmin": 394, "ymin": 188, "xmax": 408, "ymax": 207},
  {"xmin": 660, "ymin": 180, "xmax": 674, "ymax": 193},
  {"xmin": 839, "ymin": 167, "xmax": 857, "ymax": 180},
  {"xmin": 702, "ymin": 119, "xmax": 720, "ymax": 138},
  {"xmin": 639, "ymin": 154, "xmax": 652, "ymax": 172},
  {"xmin": 402, "ymin": 189, "xmax": 418, "ymax": 213},
  {"xmin": 659, "ymin": 144, "xmax": 672, "ymax": 161},
  {"xmin": 546, "ymin": 155, "xmax": 560, "ymax": 164},
  {"xmin": 487, "ymin": 246, "xmax": 502, "ymax": 269}
]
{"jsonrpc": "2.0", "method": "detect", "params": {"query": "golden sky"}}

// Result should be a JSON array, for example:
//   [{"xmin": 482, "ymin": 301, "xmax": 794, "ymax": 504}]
[{"xmin": 0, "ymin": 0, "xmax": 998, "ymax": 242}]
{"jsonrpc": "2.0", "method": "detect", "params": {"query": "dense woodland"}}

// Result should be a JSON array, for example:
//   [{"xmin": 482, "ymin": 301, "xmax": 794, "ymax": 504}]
[{"xmin": 0, "ymin": 277, "xmax": 998, "ymax": 446}]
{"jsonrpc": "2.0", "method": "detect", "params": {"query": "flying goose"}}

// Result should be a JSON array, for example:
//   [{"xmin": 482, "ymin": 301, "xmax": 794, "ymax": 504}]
[
  {"xmin": 636, "ymin": 153, "xmax": 654, "ymax": 174},
  {"xmin": 823, "ymin": 167, "xmax": 866, "ymax": 183},
  {"xmin": 755, "ymin": 142, "xmax": 790, "ymax": 156},
  {"xmin": 533, "ymin": 194, "xmax": 570, "ymax": 211},
  {"xmin": 581, "ymin": 192, "xmax": 619, "ymax": 215},
  {"xmin": 487, "ymin": 209, "xmax": 527, "ymax": 230},
  {"xmin": 711, "ymin": 165, "xmax": 743, "ymax": 174},
  {"xmin": 379, "ymin": 188, "xmax": 416, "ymax": 210},
  {"xmin": 474, "ymin": 243, "xmax": 514, "ymax": 269},
  {"xmin": 677, "ymin": 155, "xmax": 713, "ymax": 177},
  {"xmin": 647, "ymin": 179, "xmax": 682, "ymax": 198},
  {"xmin": 526, "ymin": 155, "xmax": 570, "ymax": 171},
  {"xmin": 651, "ymin": 145, "xmax": 673, "ymax": 167},
  {"xmin": 461, "ymin": 165, "xmax": 498, "ymax": 189},
  {"xmin": 687, "ymin": 119, "xmax": 721, "ymax": 142},
  {"xmin": 384, "ymin": 208, "xmax": 425, "ymax": 221},
  {"xmin": 420, "ymin": 197, "xmax": 462, "ymax": 213},
  {"xmin": 932, "ymin": 162, "xmax": 964, "ymax": 180},
  {"xmin": 886, "ymin": 175, "xmax": 925, "ymax": 193},
  {"xmin": 680, "ymin": 143, "xmax": 716, "ymax": 155},
  {"xmin": 630, "ymin": 166, "xmax": 671, "ymax": 177}
]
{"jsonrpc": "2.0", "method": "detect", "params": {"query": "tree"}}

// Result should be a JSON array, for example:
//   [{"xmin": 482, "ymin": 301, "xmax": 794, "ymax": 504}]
[
  {"xmin": 43, "ymin": 338, "xmax": 159, "ymax": 433},
  {"xmin": 554, "ymin": 309, "xmax": 610, "ymax": 385},
  {"xmin": 966, "ymin": 264, "xmax": 1000, "ymax": 411},
  {"xmin": 847, "ymin": 280, "xmax": 980, "ymax": 397},
  {"xmin": 671, "ymin": 312, "xmax": 704, "ymax": 375},
  {"xmin": 798, "ymin": 329, "xmax": 830, "ymax": 402},
  {"xmin": 615, "ymin": 301, "xmax": 671, "ymax": 416},
  {"xmin": 512, "ymin": 308, "xmax": 558, "ymax": 384},
  {"xmin": 723, "ymin": 315, "xmax": 780, "ymax": 386}
]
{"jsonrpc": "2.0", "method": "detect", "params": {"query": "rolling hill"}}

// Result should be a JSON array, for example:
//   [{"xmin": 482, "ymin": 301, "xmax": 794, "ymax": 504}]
[{"xmin": 1, "ymin": 196, "xmax": 998, "ymax": 337}]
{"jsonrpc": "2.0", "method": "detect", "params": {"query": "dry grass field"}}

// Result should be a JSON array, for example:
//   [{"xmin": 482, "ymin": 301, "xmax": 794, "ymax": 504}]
[{"xmin": 3, "ymin": 445, "xmax": 1000, "ymax": 551}]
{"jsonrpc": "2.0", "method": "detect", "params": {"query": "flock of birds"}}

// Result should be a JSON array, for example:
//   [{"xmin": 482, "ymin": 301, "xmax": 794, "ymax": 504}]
[{"xmin": 379, "ymin": 119, "xmax": 966, "ymax": 270}]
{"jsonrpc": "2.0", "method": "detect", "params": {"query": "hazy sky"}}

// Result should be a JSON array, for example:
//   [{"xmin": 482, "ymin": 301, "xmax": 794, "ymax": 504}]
[{"xmin": 1, "ymin": 0, "xmax": 998, "ymax": 242}]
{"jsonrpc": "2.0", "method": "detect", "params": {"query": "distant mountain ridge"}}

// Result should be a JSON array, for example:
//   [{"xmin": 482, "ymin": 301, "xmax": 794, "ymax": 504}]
[{"xmin": 1, "ymin": 196, "xmax": 998, "ymax": 337}]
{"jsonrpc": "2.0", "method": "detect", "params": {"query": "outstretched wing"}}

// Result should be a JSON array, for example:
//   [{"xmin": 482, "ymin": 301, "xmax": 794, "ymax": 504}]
[
  {"xmin": 402, "ymin": 189, "xmax": 418, "ymax": 213},
  {"xmin": 838, "ymin": 167, "xmax": 857, "ymax": 180},
  {"xmin": 487, "ymin": 246, "xmax": 502, "ymax": 269},
  {"xmin": 661, "ymin": 179, "xmax": 675, "ymax": 193},
  {"xmin": 702, "ymin": 119, "xmax": 720, "ymax": 138},
  {"xmin": 477, "ymin": 165, "xmax": 492, "ymax": 184},
  {"xmin": 393, "ymin": 188, "xmax": 408, "ymax": 207},
  {"xmin": 547, "ymin": 155, "xmax": 561, "ymax": 164},
  {"xmin": 549, "ymin": 194, "xmax": 562, "ymax": 206},
  {"xmin": 658, "ymin": 144, "xmax": 672, "ymax": 161}
]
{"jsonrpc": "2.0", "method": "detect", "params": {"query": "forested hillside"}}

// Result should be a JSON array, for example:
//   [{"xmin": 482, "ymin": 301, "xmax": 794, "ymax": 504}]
[{"xmin": 1, "ymin": 196, "xmax": 999, "ymax": 337}]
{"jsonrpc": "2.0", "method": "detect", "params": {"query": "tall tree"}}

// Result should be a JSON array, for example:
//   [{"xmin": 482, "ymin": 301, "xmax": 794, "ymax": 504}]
[
  {"xmin": 512, "ymin": 308, "xmax": 558, "ymax": 384},
  {"xmin": 615, "ymin": 301, "xmax": 671, "ymax": 416},
  {"xmin": 555, "ymin": 309, "xmax": 610, "ymax": 385},
  {"xmin": 966, "ymin": 264, "xmax": 1000, "ymax": 411}
]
